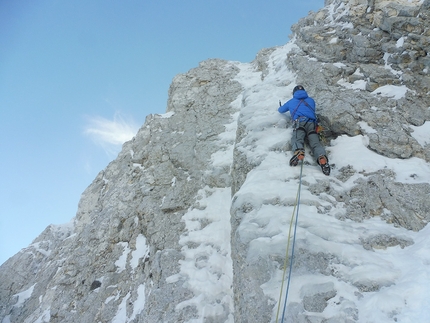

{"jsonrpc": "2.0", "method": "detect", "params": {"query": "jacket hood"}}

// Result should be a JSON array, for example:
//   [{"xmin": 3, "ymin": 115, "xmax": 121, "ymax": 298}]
[{"xmin": 293, "ymin": 89, "xmax": 308, "ymax": 100}]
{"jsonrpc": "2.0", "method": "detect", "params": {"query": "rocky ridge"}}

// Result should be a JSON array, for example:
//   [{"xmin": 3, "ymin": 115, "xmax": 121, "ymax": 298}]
[{"xmin": 1, "ymin": 0, "xmax": 430, "ymax": 322}]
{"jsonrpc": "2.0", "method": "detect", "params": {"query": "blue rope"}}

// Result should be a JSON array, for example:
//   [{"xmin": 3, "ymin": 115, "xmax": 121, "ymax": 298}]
[{"xmin": 280, "ymin": 160, "xmax": 304, "ymax": 322}]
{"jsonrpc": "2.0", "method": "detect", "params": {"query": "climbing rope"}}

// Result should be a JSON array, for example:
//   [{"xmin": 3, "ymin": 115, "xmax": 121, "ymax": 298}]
[{"xmin": 275, "ymin": 160, "xmax": 304, "ymax": 323}]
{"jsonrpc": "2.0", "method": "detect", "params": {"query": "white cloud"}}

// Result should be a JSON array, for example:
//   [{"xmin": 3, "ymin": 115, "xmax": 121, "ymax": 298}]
[{"xmin": 84, "ymin": 112, "xmax": 139, "ymax": 156}]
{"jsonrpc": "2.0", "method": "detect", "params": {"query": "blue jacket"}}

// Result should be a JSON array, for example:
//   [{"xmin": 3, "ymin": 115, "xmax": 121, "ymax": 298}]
[{"xmin": 278, "ymin": 89, "xmax": 316, "ymax": 121}]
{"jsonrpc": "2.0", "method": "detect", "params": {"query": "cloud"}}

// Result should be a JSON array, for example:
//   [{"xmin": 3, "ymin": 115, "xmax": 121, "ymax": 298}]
[{"xmin": 84, "ymin": 112, "xmax": 139, "ymax": 156}]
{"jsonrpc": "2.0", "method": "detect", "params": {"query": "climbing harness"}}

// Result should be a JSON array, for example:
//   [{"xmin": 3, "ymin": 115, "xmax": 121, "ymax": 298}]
[
  {"xmin": 291, "ymin": 99, "xmax": 320, "ymax": 138},
  {"xmin": 275, "ymin": 160, "xmax": 304, "ymax": 323},
  {"xmin": 291, "ymin": 99, "xmax": 317, "ymax": 121}
]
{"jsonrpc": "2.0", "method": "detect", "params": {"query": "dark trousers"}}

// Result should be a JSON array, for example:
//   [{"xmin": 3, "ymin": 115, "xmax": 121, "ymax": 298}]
[{"xmin": 291, "ymin": 120, "xmax": 326, "ymax": 159}]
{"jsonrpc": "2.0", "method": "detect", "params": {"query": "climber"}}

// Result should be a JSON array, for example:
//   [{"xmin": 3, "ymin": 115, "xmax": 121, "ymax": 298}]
[{"xmin": 278, "ymin": 85, "xmax": 331, "ymax": 176}]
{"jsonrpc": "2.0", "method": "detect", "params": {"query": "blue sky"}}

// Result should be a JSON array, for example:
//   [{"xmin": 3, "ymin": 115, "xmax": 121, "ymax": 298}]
[{"xmin": 0, "ymin": 0, "xmax": 323, "ymax": 265}]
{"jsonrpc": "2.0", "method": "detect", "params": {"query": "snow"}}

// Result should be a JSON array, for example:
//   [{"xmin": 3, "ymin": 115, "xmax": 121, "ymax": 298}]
[
  {"xmin": 325, "ymin": 1, "xmax": 354, "ymax": 29},
  {"xmin": 410, "ymin": 121, "xmax": 430, "ymax": 147},
  {"xmin": 129, "ymin": 285, "xmax": 146, "ymax": 321},
  {"xmin": 114, "ymin": 234, "xmax": 150, "ymax": 275},
  {"xmin": 384, "ymin": 52, "xmax": 403, "ymax": 77},
  {"xmin": 112, "ymin": 292, "xmax": 131, "ymax": 323},
  {"xmin": 157, "ymin": 111, "xmax": 175, "ymax": 118},
  {"xmin": 130, "ymin": 234, "xmax": 150, "ymax": 271},
  {"xmin": 333, "ymin": 62, "xmax": 346, "ymax": 68},
  {"xmin": 338, "ymin": 78, "xmax": 367, "ymax": 91},
  {"xmin": 114, "ymin": 242, "xmax": 130, "ymax": 273},
  {"xmin": 396, "ymin": 36, "xmax": 406, "ymax": 48},
  {"xmin": 33, "ymin": 309, "xmax": 51, "ymax": 323},
  {"xmin": 164, "ymin": 40, "xmax": 430, "ymax": 322},
  {"xmin": 337, "ymin": 67, "xmax": 367, "ymax": 90},
  {"xmin": 167, "ymin": 187, "xmax": 234, "ymax": 322},
  {"xmin": 210, "ymin": 110, "xmax": 240, "ymax": 168},
  {"xmin": 358, "ymin": 121, "xmax": 377, "ymax": 134},
  {"xmin": 110, "ymin": 285, "xmax": 147, "ymax": 323},
  {"xmin": 13, "ymin": 284, "xmax": 36, "ymax": 308},
  {"xmin": 330, "ymin": 135, "xmax": 430, "ymax": 184},
  {"xmin": 371, "ymin": 84, "xmax": 409, "ymax": 100}
]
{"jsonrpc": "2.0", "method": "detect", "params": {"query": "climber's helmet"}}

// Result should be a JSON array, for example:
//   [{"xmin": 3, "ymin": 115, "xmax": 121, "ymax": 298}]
[{"xmin": 293, "ymin": 85, "xmax": 305, "ymax": 94}]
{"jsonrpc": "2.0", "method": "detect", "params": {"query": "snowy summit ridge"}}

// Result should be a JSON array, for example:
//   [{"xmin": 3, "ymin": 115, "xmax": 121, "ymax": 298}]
[{"xmin": 1, "ymin": 0, "xmax": 430, "ymax": 322}]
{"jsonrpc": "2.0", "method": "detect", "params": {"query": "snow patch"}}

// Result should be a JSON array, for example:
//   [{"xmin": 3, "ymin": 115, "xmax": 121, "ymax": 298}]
[
  {"xmin": 396, "ymin": 36, "xmax": 405, "ymax": 48},
  {"xmin": 13, "ymin": 284, "xmax": 36, "ymax": 308},
  {"xmin": 112, "ymin": 292, "xmax": 131, "ymax": 323},
  {"xmin": 129, "ymin": 285, "xmax": 146, "ymax": 322},
  {"xmin": 338, "ymin": 78, "xmax": 367, "ymax": 91},
  {"xmin": 115, "ymin": 242, "xmax": 131, "ymax": 273},
  {"xmin": 371, "ymin": 84, "xmax": 409, "ymax": 100},
  {"xmin": 330, "ymin": 135, "xmax": 430, "ymax": 184},
  {"xmin": 169, "ymin": 187, "xmax": 234, "ymax": 322},
  {"xmin": 383, "ymin": 52, "xmax": 403, "ymax": 76},
  {"xmin": 358, "ymin": 121, "xmax": 378, "ymax": 134},
  {"xmin": 410, "ymin": 121, "xmax": 430, "ymax": 147},
  {"xmin": 157, "ymin": 111, "xmax": 175, "ymax": 118},
  {"xmin": 329, "ymin": 37, "xmax": 338, "ymax": 44},
  {"xmin": 130, "ymin": 234, "xmax": 150, "ymax": 271}
]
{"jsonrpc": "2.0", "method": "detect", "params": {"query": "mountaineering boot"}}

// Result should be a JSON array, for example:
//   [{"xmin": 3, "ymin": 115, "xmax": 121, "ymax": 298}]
[
  {"xmin": 289, "ymin": 149, "xmax": 305, "ymax": 166},
  {"xmin": 318, "ymin": 155, "xmax": 331, "ymax": 176}
]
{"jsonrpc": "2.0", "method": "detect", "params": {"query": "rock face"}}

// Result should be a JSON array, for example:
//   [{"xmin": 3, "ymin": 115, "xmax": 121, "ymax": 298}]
[
  {"xmin": 293, "ymin": 0, "xmax": 430, "ymax": 161},
  {"xmin": 0, "ymin": 59, "xmax": 243, "ymax": 323},
  {"xmin": 1, "ymin": 1, "xmax": 430, "ymax": 322}
]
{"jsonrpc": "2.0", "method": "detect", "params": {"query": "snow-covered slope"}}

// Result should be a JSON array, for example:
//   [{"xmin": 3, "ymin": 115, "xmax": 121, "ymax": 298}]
[{"xmin": 1, "ymin": 0, "xmax": 430, "ymax": 322}]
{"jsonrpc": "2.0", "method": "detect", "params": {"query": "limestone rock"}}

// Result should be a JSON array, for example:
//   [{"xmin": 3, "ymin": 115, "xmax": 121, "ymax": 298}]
[{"xmin": 1, "ymin": 1, "xmax": 430, "ymax": 322}]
